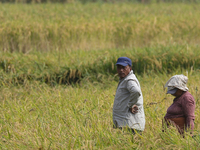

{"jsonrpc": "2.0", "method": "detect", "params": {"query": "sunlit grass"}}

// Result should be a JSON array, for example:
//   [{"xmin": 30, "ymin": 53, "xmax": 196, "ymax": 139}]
[
  {"xmin": 0, "ymin": 2, "xmax": 200, "ymax": 149},
  {"xmin": 0, "ymin": 70, "xmax": 200, "ymax": 149},
  {"xmin": 1, "ymin": 44, "xmax": 200, "ymax": 86},
  {"xmin": 0, "ymin": 3, "xmax": 200, "ymax": 52}
]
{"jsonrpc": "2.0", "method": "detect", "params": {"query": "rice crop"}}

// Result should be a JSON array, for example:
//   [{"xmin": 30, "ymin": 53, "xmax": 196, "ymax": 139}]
[
  {"xmin": 0, "ymin": 70, "xmax": 200, "ymax": 149},
  {"xmin": 1, "ymin": 44, "xmax": 200, "ymax": 85},
  {"xmin": 0, "ymin": 3, "xmax": 200, "ymax": 52},
  {"xmin": 1, "ymin": 2, "xmax": 200, "ymax": 149}
]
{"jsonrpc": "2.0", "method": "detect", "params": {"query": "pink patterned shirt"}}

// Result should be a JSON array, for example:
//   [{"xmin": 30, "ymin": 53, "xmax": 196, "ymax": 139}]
[{"xmin": 164, "ymin": 91, "xmax": 195, "ymax": 130}]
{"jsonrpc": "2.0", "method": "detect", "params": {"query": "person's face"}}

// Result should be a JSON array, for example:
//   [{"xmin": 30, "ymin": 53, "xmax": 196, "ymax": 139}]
[
  {"xmin": 171, "ymin": 89, "xmax": 183, "ymax": 97},
  {"xmin": 171, "ymin": 92, "xmax": 177, "ymax": 97},
  {"xmin": 117, "ymin": 65, "xmax": 131, "ymax": 79}
]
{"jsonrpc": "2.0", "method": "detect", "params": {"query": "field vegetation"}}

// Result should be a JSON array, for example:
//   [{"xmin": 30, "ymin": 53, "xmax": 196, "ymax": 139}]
[
  {"xmin": 1, "ymin": 3, "xmax": 200, "ymax": 52},
  {"xmin": 0, "ymin": 2, "xmax": 200, "ymax": 149}
]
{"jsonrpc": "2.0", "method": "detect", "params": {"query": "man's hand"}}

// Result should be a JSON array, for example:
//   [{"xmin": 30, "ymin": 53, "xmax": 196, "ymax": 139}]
[{"xmin": 129, "ymin": 105, "xmax": 138, "ymax": 114}]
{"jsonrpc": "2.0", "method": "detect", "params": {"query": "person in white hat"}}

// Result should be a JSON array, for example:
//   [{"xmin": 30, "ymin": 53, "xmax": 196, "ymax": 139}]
[{"xmin": 163, "ymin": 74, "xmax": 195, "ymax": 136}]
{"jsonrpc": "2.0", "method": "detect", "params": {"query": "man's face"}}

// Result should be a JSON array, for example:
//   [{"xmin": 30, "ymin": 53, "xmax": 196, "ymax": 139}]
[{"xmin": 117, "ymin": 65, "xmax": 131, "ymax": 79}]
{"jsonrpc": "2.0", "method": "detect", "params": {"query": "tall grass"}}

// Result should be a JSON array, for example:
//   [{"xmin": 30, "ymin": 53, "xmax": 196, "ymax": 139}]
[
  {"xmin": 0, "ymin": 3, "xmax": 200, "ymax": 52},
  {"xmin": 1, "ymin": 44, "xmax": 200, "ymax": 85},
  {"xmin": 0, "ymin": 71, "xmax": 200, "ymax": 149},
  {"xmin": 1, "ymin": 3, "xmax": 200, "ymax": 149}
]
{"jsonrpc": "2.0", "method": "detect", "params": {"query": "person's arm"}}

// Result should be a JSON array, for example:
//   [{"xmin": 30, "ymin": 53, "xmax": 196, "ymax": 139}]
[
  {"xmin": 182, "ymin": 95, "xmax": 195, "ymax": 134},
  {"xmin": 127, "ymin": 80, "xmax": 141, "ymax": 113}
]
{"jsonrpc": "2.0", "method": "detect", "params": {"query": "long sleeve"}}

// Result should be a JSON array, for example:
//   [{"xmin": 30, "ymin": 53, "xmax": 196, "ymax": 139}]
[
  {"xmin": 113, "ymin": 70, "xmax": 145, "ymax": 131},
  {"xmin": 182, "ymin": 95, "xmax": 195, "ymax": 131},
  {"xmin": 127, "ymin": 80, "xmax": 141, "ymax": 108}
]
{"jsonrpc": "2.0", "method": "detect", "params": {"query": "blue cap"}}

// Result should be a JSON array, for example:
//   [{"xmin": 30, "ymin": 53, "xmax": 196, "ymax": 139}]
[
  {"xmin": 116, "ymin": 57, "xmax": 132, "ymax": 66},
  {"xmin": 167, "ymin": 88, "xmax": 178, "ymax": 94}
]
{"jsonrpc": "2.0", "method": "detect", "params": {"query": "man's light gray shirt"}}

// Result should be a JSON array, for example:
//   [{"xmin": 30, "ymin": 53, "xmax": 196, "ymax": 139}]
[{"xmin": 113, "ymin": 70, "xmax": 145, "ymax": 131}]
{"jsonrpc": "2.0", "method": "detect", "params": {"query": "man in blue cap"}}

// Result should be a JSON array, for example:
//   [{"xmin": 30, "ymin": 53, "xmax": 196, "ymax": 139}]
[{"xmin": 113, "ymin": 57, "xmax": 145, "ymax": 134}]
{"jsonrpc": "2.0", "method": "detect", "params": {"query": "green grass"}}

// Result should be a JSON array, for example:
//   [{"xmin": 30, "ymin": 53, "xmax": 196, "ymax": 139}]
[
  {"xmin": 1, "ymin": 45, "xmax": 200, "ymax": 85},
  {"xmin": 0, "ymin": 3, "xmax": 200, "ymax": 52},
  {"xmin": 1, "ymin": 2, "xmax": 200, "ymax": 149},
  {"xmin": 0, "ymin": 71, "xmax": 200, "ymax": 149}
]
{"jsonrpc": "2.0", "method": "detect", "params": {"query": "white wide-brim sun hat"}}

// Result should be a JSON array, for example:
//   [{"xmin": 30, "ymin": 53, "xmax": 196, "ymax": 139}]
[{"xmin": 165, "ymin": 74, "xmax": 189, "ymax": 94}]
